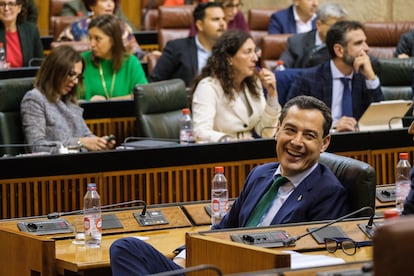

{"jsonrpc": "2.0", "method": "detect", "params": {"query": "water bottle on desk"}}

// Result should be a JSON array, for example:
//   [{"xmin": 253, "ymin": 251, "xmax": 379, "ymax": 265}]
[
  {"xmin": 396, "ymin": 152, "xmax": 411, "ymax": 213},
  {"xmin": 211, "ymin": 166, "xmax": 229, "ymax": 225},
  {"xmin": 0, "ymin": 43, "xmax": 5, "ymax": 69},
  {"xmin": 179, "ymin": 108, "xmax": 195, "ymax": 144},
  {"xmin": 84, "ymin": 183, "xmax": 102, "ymax": 247}
]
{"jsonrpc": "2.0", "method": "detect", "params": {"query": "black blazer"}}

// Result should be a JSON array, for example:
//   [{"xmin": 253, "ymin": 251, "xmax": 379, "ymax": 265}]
[
  {"xmin": 0, "ymin": 21, "xmax": 44, "ymax": 67},
  {"xmin": 149, "ymin": 37, "xmax": 198, "ymax": 87}
]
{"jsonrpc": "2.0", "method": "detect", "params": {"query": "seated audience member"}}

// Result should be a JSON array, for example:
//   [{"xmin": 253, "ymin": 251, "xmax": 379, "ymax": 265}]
[
  {"xmin": 268, "ymin": 0, "xmax": 318, "ymax": 34},
  {"xmin": 189, "ymin": 0, "xmax": 249, "ymax": 36},
  {"xmin": 394, "ymin": 30, "xmax": 414, "ymax": 58},
  {"xmin": 403, "ymin": 121, "xmax": 414, "ymax": 215},
  {"xmin": 192, "ymin": 30, "xmax": 281, "ymax": 142},
  {"xmin": 20, "ymin": 45, "xmax": 116, "ymax": 153},
  {"xmin": 280, "ymin": 2, "xmax": 347, "ymax": 68},
  {"xmin": 109, "ymin": 95, "xmax": 349, "ymax": 275},
  {"xmin": 57, "ymin": 0, "xmax": 142, "ymax": 57},
  {"xmin": 0, "ymin": 0, "xmax": 43, "ymax": 68},
  {"xmin": 61, "ymin": 0, "xmax": 135, "ymax": 30},
  {"xmin": 286, "ymin": 20, "xmax": 384, "ymax": 132},
  {"xmin": 79, "ymin": 14, "xmax": 147, "ymax": 101},
  {"xmin": 149, "ymin": 2, "xmax": 227, "ymax": 87}
]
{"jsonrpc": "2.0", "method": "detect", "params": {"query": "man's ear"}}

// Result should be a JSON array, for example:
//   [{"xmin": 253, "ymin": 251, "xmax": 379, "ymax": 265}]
[
  {"xmin": 195, "ymin": 19, "xmax": 203, "ymax": 33},
  {"xmin": 320, "ymin": 134, "xmax": 331, "ymax": 153},
  {"xmin": 333, "ymin": 43, "xmax": 343, "ymax": 58}
]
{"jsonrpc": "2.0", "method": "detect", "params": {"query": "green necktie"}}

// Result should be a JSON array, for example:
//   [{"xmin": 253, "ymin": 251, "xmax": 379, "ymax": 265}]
[{"xmin": 245, "ymin": 175, "xmax": 289, "ymax": 227}]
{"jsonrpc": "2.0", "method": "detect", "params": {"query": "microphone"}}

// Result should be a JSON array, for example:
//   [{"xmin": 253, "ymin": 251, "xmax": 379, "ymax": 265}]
[
  {"xmin": 282, "ymin": 206, "xmax": 374, "ymax": 246},
  {"xmin": 47, "ymin": 199, "xmax": 147, "ymax": 219},
  {"xmin": 0, "ymin": 142, "xmax": 59, "ymax": 148}
]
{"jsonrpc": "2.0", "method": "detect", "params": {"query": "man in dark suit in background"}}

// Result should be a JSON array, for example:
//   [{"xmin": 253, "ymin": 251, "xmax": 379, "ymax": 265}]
[
  {"xmin": 286, "ymin": 20, "xmax": 384, "ymax": 132},
  {"xmin": 280, "ymin": 2, "xmax": 347, "ymax": 68},
  {"xmin": 268, "ymin": 0, "xmax": 318, "ymax": 34},
  {"xmin": 149, "ymin": 2, "xmax": 227, "ymax": 87}
]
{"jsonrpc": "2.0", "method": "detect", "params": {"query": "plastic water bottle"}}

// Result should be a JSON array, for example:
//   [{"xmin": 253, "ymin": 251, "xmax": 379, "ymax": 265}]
[
  {"xmin": 179, "ymin": 108, "xmax": 195, "ymax": 144},
  {"xmin": 275, "ymin": 60, "xmax": 286, "ymax": 71},
  {"xmin": 211, "ymin": 166, "xmax": 229, "ymax": 225},
  {"xmin": 396, "ymin": 152, "xmax": 411, "ymax": 213},
  {"xmin": 83, "ymin": 183, "xmax": 102, "ymax": 247},
  {"xmin": 0, "ymin": 42, "xmax": 5, "ymax": 69}
]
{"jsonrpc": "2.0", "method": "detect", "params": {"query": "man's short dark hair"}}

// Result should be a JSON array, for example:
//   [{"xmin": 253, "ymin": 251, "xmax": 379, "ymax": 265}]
[
  {"xmin": 280, "ymin": 96, "xmax": 333, "ymax": 137},
  {"xmin": 326, "ymin": 20, "xmax": 364, "ymax": 58},
  {"xmin": 193, "ymin": 2, "xmax": 223, "ymax": 23}
]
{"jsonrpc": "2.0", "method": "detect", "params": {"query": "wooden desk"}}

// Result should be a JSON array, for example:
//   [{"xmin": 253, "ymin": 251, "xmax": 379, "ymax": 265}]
[{"xmin": 187, "ymin": 219, "xmax": 373, "ymax": 275}]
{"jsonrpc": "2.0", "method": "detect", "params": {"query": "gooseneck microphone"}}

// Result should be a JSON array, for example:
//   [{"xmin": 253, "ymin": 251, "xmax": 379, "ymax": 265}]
[
  {"xmin": 282, "ymin": 206, "xmax": 374, "ymax": 246},
  {"xmin": 47, "ymin": 199, "xmax": 147, "ymax": 219}
]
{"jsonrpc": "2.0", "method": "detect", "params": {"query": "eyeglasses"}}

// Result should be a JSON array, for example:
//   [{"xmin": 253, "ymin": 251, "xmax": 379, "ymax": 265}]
[
  {"xmin": 68, "ymin": 71, "xmax": 84, "ymax": 82},
  {"xmin": 324, "ymin": 237, "xmax": 372, "ymax": 256},
  {"xmin": 0, "ymin": 2, "xmax": 19, "ymax": 8}
]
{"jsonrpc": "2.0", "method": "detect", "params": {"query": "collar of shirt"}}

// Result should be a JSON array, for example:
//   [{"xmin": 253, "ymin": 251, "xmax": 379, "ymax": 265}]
[
  {"xmin": 195, "ymin": 35, "xmax": 211, "ymax": 73},
  {"xmin": 274, "ymin": 162, "xmax": 319, "ymax": 190},
  {"xmin": 315, "ymin": 31, "xmax": 323, "ymax": 46},
  {"xmin": 293, "ymin": 6, "xmax": 316, "ymax": 33}
]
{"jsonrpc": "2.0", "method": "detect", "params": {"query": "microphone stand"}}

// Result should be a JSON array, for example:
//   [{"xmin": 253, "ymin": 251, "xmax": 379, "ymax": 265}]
[
  {"xmin": 283, "ymin": 206, "xmax": 374, "ymax": 246},
  {"xmin": 47, "ymin": 199, "xmax": 147, "ymax": 219}
]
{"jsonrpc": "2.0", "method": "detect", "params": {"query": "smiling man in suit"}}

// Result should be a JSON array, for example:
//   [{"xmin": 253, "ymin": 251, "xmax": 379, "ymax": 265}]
[
  {"xmin": 149, "ymin": 2, "xmax": 227, "ymax": 87},
  {"xmin": 286, "ymin": 20, "xmax": 384, "ymax": 132}
]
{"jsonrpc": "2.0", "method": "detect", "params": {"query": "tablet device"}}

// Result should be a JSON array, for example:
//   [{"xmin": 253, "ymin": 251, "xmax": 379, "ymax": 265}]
[{"xmin": 358, "ymin": 100, "xmax": 412, "ymax": 131}]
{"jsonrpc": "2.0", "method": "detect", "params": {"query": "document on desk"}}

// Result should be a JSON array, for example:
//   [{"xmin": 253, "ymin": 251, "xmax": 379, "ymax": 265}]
[{"xmin": 283, "ymin": 250, "xmax": 345, "ymax": 269}]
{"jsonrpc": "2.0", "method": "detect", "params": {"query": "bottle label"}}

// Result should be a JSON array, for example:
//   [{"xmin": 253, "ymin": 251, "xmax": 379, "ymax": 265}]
[
  {"xmin": 84, "ymin": 215, "xmax": 102, "ymax": 235},
  {"xmin": 180, "ymin": 129, "xmax": 195, "ymax": 144}
]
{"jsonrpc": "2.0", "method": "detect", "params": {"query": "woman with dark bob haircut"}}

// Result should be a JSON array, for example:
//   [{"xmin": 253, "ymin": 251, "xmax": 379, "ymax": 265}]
[
  {"xmin": 21, "ymin": 45, "xmax": 116, "ymax": 153},
  {"xmin": 191, "ymin": 29, "xmax": 281, "ymax": 142}
]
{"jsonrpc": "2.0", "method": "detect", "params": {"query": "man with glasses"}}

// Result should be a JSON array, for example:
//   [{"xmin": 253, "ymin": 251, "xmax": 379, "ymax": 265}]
[{"xmin": 280, "ymin": 2, "xmax": 347, "ymax": 68}]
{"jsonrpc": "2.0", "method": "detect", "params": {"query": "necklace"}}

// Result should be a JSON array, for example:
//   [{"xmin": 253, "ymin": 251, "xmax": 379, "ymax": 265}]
[{"xmin": 98, "ymin": 64, "xmax": 116, "ymax": 99}]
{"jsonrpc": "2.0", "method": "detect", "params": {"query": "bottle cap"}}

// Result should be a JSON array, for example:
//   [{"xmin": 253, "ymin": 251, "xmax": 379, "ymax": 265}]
[
  {"xmin": 87, "ymin": 183, "xmax": 97, "ymax": 190},
  {"xmin": 214, "ymin": 166, "xmax": 224, "ymax": 173},
  {"xmin": 277, "ymin": 60, "xmax": 284, "ymax": 65},
  {"xmin": 399, "ymin": 152, "xmax": 409, "ymax": 160},
  {"xmin": 182, "ymin": 108, "xmax": 190, "ymax": 115},
  {"xmin": 383, "ymin": 209, "xmax": 399, "ymax": 219}
]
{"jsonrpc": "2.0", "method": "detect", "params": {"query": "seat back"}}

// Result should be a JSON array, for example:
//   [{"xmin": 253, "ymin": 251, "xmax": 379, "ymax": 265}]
[
  {"xmin": 49, "ymin": 0, "xmax": 76, "ymax": 35},
  {"xmin": 364, "ymin": 21, "xmax": 414, "ymax": 59},
  {"xmin": 52, "ymin": 15, "xmax": 84, "ymax": 41},
  {"xmin": 247, "ymin": 8, "xmax": 277, "ymax": 46},
  {"xmin": 260, "ymin": 34, "xmax": 293, "ymax": 70},
  {"xmin": 141, "ymin": 0, "xmax": 165, "ymax": 30},
  {"xmin": 133, "ymin": 79, "xmax": 188, "ymax": 139},
  {"xmin": 157, "ymin": 5, "xmax": 194, "ymax": 51},
  {"xmin": 319, "ymin": 152, "xmax": 376, "ymax": 216},
  {"xmin": 0, "ymin": 77, "xmax": 35, "ymax": 156},
  {"xmin": 374, "ymin": 57, "xmax": 414, "ymax": 100}
]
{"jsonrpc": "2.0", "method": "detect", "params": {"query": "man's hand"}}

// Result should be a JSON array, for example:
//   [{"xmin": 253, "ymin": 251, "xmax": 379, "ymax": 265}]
[
  {"xmin": 353, "ymin": 51, "xmax": 376, "ymax": 80},
  {"xmin": 334, "ymin": 116, "xmax": 358, "ymax": 132}
]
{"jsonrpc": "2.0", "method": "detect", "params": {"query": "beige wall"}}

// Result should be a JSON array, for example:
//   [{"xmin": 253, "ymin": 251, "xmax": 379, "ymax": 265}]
[{"xmin": 241, "ymin": 0, "xmax": 414, "ymax": 22}]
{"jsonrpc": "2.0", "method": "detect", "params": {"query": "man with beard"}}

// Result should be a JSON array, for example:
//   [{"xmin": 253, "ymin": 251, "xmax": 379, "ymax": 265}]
[
  {"xmin": 286, "ymin": 20, "xmax": 384, "ymax": 132},
  {"xmin": 149, "ymin": 2, "xmax": 227, "ymax": 87}
]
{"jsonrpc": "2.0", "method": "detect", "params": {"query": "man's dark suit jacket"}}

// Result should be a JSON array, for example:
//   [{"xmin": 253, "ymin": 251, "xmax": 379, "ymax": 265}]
[
  {"xmin": 394, "ymin": 30, "xmax": 414, "ymax": 57},
  {"xmin": 149, "ymin": 37, "xmax": 198, "ymax": 87},
  {"xmin": 212, "ymin": 162, "xmax": 349, "ymax": 229},
  {"xmin": 280, "ymin": 29, "xmax": 329, "ymax": 68},
  {"xmin": 0, "ymin": 21, "xmax": 44, "ymax": 67},
  {"xmin": 268, "ymin": 5, "xmax": 317, "ymax": 34},
  {"xmin": 286, "ymin": 61, "xmax": 384, "ymax": 120}
]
